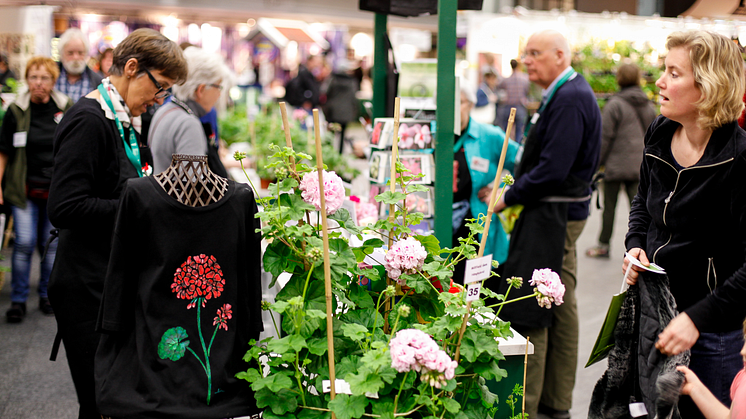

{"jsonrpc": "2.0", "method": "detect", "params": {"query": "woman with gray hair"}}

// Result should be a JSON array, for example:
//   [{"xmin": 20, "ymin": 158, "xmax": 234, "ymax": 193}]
[{"xmin": 148, "ymin": 46, "xmax": 229, "ymax": 177}]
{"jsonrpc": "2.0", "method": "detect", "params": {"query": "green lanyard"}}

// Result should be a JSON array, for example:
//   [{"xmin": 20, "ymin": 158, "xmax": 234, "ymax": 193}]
[
  {"xmin": 97, "ymin": 84, "xmax": 142, "ymax": 177},
  {"xmin": 523, "ymin": 68, "xmax": 577, "ymax": 138}
]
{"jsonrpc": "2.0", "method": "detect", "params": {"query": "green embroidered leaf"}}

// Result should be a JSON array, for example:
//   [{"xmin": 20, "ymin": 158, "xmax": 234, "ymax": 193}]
[
  {"xmin": 157, "ymin": 327, "xmax": 189, "ymax": 361},
  {"xmin": 341, "ymin": 323, "xmax": 368, "ymax": 342},
  {"xmin": 255, "ymin": 387, "xmax": 299, "ymax": 415},
  {"xmin": 250, "ymin": 372, "xmax": 295, "ymax": 392},
  {"xmin": 328, "ymin": 394, "xmax": 369, "ymax": 419},
  {"xmin": 374, "ymin": 191, "xmax": 406, "ymax": 205}
]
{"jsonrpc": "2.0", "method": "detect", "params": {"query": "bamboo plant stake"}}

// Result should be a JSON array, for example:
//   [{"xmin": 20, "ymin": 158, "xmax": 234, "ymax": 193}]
[
  {"xmin": 384, "ymin": 97, "xmax": 401, "ymax": 333},
  {"xmin": 279, "ymin": 102, "xmax": 296, "ymax": 172},
  {"xmin": 312, "ymin": 109, "xmax": 337, "ymax": 407},
  {"xmin": 523, "ymin": 336, "xmax": 530, "ymax": 418},
  {"xmin": 453, "ymin": 108, "xmax": 516, "ymax": 362}
]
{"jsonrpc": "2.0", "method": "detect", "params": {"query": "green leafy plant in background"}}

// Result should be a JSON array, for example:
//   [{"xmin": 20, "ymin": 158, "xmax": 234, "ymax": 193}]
[
  {"xmin": 233, "ymin": 137, "xmax": 562, "ymax": 418},
  {"xmin": 219, "ymin": 105, "xmax": 358, "ymax": 182},
  {"xmin": 573, "ymin": 39, "xmax": 662, "ymax": 109}
]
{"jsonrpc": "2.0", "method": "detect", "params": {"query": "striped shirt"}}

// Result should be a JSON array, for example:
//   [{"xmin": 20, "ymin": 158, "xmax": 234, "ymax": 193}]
[{"xmin": 498, "ymin": 72, "xmax": 530, "ymax": 107}]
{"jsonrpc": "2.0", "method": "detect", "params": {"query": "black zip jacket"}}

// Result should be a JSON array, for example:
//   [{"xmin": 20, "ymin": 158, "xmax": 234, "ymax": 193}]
[{"xmin": 626, "ymin": 115, "xmax": 746, "ymax": 333}]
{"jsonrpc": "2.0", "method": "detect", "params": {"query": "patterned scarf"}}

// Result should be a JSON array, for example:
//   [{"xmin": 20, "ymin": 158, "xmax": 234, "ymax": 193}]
[{"xmin": 96, "ymin": 77, "xmax": 142, "ymax": 134}]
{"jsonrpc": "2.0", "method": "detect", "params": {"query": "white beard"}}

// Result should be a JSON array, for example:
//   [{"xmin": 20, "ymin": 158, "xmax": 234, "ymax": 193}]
[{"xmin": 63, "ymin": 59, "xmax": 86, "ymax": 76}]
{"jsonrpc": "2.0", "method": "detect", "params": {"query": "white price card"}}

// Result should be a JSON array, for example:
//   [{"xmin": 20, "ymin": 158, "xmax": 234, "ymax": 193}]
[
  {"xmin": 466, "ymin": 283, "xmax": 481, "ymax": 302},
  {"xmin": 13, "ymin": 131, "xmax": 27, "ymax": 148},
  {"xmin": 323, "ymin": 379, "xmax": 378, "ymax": 398},
  {"xmin": 624, "ymin": 252, "xmax": 666, "ymax": 274},
  {"xmin": 464, "ymin": 255, "xmax": 493, "ymax": 284},
  {"xmin": 629, "ymin": 402, "xmax": 648, "ymax": 417}
]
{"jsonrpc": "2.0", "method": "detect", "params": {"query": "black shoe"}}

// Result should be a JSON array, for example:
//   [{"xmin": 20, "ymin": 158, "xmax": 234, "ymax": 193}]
[
  {"xmin": 39, "ymin": 298, "xmax": 54, "ymax": 315},
  {"xmin": 6, "ymin": 302, "xmax": 27, "ymax": 323},
  {"xmin": 538, "ymin": 404, "xmax": 571, "ymax": 419}
]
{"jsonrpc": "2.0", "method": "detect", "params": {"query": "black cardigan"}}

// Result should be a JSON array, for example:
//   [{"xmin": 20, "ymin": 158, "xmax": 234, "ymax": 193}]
[{"xmin": 626, "ymin": 116, "xmax": 746, "ymax": 333}]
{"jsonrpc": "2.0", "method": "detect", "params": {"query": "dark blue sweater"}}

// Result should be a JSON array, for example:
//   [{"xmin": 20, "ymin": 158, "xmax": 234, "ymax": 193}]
[{"xmin": 504, "ymin": 74, "xmax": 601, "ymax": 220}]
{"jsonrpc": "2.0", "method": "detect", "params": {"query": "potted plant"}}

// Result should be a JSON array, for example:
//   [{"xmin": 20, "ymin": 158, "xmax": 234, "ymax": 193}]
[{"xmin": 232, "ymin": 115, "xmax": 565, "ymax": 418}]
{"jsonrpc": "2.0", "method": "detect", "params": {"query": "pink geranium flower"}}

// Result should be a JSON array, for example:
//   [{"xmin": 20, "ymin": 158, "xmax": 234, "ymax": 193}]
[
  {"xmin": 299, "ymin": 170, "xmax": 346, "ymax": 215},
  {"xmin": 384, "ymin": 237, "xmax": 428, "ymax": 284},
  {"xmin": 529, "ymin": 268, "xmax": 565, "ymax": 308},
  {"xmin": 389, "ymin": 329, "xmax": 457, "ymax": 389}
]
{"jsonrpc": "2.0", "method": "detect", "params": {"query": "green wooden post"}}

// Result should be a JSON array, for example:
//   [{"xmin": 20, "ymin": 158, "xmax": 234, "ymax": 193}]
[
  {"xmin": 372, "ymin": 13, "xmax": 388, "ymax": 119},
  {"xmin": 434, "ymin": 0, "xmax": 457, "ymax": 246}
]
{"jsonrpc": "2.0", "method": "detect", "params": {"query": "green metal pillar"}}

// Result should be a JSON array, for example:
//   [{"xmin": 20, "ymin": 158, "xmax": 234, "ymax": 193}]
[
  {"xmin": 372, "ymin": 13, "xmax": 388, "ymax": 119},
  {"xmin": 434, "ymin": 0, "xmax": 457, "ymax": 246}
]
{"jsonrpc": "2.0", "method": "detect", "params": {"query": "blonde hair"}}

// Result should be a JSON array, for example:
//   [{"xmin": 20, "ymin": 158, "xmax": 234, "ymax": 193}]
[
  {"xmin": 666, "ymin": 31, "xmax": 745, "ymax": 130},
  {"xmin": 24, "ymin": 56, "xmax": 60, "ymax": 83}
]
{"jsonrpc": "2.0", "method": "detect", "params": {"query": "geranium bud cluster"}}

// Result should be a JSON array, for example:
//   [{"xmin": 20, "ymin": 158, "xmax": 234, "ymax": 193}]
[
  {"xmin": 274, "ymin": 166, "xmax": 288, "ymax": 180},
  {"xmin": 529, "ymin": 268, "xmax": 565, "ymax": 309},
  {"xmin": 384, "ymin": 237, "xmax": 427, "ymax": 285},
  {"xmin": 233, "ymin": 151, "xmax": 247, "ymax": 161},
  {"xmin": 307, "ymin": 247, "xmax": 323, "ymax": 263},
  {"xmin": 299, "ymin": 169, "xmax": 346, "ymax": 215},
  {"xmin": 502, "ymin": 174, "xmax": 515, "ymax": 185},
  {"xmin": 260, "ymin": 300, "xmax": 271, "ymax": 311},
  {"xmin": 389, "ymin": 329, "xmax": 457, "ymax": 389},
  {"xmin": 397, "ymin": 304, "xmax": 411, "ymax": 318},
  {"xmin": 506, "ymin": 276, "xmax": 523, "ymax": 288}
]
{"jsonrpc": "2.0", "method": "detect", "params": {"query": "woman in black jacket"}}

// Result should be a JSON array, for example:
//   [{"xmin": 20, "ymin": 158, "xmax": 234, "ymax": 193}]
[
  {"xmin": 623, "ymin": 30, "xmax": 746, "ymax": 417},
  {"xmin": 47, "ymin": 29, "xmax": 187, "ymax": 419}
]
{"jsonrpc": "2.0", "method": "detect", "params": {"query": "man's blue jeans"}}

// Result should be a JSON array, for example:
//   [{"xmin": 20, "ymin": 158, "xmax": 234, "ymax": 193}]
[{"xmin": 10, "ymin": 199, "xmax": 57, "ymax": 303}]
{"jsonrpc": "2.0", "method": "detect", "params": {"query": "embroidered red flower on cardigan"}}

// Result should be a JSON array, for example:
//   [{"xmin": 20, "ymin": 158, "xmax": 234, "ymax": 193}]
[
  {"xmin": 213, "ymin": 304, "xmax": 233, "ymax": 331},
  {"xmin": 171, "ymin": 254, "xmax": 225, "ymax": 309}
]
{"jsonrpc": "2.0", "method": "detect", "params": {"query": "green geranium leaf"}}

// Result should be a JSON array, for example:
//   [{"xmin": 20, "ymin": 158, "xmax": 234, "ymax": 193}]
[
  {"xmin": 328, "ymin": 394, "xmax": 369, "ymax": 419},
  {"xmin": 279, "ymin": 193, "xmax": 316, "ymax": 220},
  {"xmin": 346, "ymin": 369, "xmax": 384, "ymax": 395},
  {"xmin": 340, "ymin": 309, "xmax": 376, "ymax": 329},
  {"xmin": 307, "ymin": 336, "xmax": 328, "ymax": 356},
  {"xmin": 375, "ymin": 191, "xmax": 407, "ymax": 205},
  {"xmin": 422, "ymin": 261, "xmax": 452, "ymax": 280},
  {"xmin": 407, "ymin": 184, "xmax": 429, "ymax": 193},
  {"xmin": 336, "ymin": 356, "xmax": 362, "ymax": 379},
  {"xmin": 442, "ymin": 398, "xmax": 461, "ymax": 413},
  {"xmin": 251, "ymin": 373, "xmax": 295, "ymax": 392},
  {"xmin": 306, "ymin": 309, "xmax": 328, "ymax": 319},
  {"xmin": 263, "ymin": 409, "xmax": 297, "ymax": 419},
  {"xmin": 348, "ymin": 283, "xmax": 374, "ymax": 309},
  {"xmin": 378, "ymin": 365, "xmax": 398, "ymax": 384},
  {"xmin": 473, "ymin": 360, "xmax": 508, "ymax": 381},
  {"xmin": 267, "ymin": 335, "xmax": 307, "ymax": 354},
  {"xmin": 342, "ymin": 323, "xmax": 369, "ymax": 342},
  {"xmin": 157, "ymin": 327, "xmax": 189, "ymax": 361},
  {"xmin": 255, "ymin": 387, "xmax": 298, "ymax": 415},
  {"xmin": 298, "ymin": 407, "xmax": 331, "ymax": 419},
  {"xmin": 371, "ymin": 400, "xmax": 395, "ymax": 419},
  {"xmin": 271, "ymin": 300, "xmax": 291, "ymax": 314},
  {"xmin": 235, "ymin": 367, "xmax": 262, "ymax": 383},
  {"xmin": 264, "ymin": 242, "xmax": 294, "ymax": 279},
  {"xmin": 359, "ymin": 346, "xmax": 391, "ymax": 371},
  {"xmin": 415, "ymin": 235, "xmax": 441, "ymax": 256}
]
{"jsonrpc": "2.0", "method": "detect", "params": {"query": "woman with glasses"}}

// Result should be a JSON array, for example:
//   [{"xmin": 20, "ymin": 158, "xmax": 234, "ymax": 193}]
[
  {"xmin": 46, "ymin": 28, "xmax": 187, "ymax": 419},
  {"xmin": 0, "ymin": 56, "xmax": 73, "ymax": 323},
  {"xmin": 149, "ymin": 46, "xmax": 229, "ymax": 177}
]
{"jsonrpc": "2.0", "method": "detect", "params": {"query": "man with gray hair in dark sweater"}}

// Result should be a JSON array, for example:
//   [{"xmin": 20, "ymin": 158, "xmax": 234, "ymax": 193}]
[{"xmin": 492, "ymin": 30, "xmax": 602, "ymax": 419}]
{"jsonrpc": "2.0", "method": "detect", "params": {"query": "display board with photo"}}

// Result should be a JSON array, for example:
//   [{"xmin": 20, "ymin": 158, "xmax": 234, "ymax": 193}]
[{"xmin": 369, "ymin": 118, "xmax": 435, "ymax": 150}]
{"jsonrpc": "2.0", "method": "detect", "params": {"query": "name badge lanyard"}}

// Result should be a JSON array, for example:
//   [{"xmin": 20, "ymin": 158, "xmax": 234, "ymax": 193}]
[
  {"xmin": 97, "ymin": 84, "xmax": 143, "ymax": 177},
  {"xmin": 522, "ymin": 69, "xmax": 577, "ymax": 139}
]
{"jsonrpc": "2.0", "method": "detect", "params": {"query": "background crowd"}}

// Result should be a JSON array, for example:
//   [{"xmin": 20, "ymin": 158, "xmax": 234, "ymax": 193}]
[{"xmin": 1, "ymin": 20, "xmax": 746, "ymax": 419}]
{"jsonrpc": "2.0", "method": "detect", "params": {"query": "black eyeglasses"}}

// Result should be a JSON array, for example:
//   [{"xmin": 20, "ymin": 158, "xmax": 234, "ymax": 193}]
[{"xmin": 143, "ymin": 67, "xmax": 171, "ymax": 99}]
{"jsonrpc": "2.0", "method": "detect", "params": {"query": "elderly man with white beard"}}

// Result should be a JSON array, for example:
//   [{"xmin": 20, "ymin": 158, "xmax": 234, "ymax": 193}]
[{"xmin": 54, "ymin": 28, "xmax": 103, "ymax": 103}]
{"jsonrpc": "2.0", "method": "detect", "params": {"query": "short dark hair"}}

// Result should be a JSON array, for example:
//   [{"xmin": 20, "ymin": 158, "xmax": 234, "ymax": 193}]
[
  {"xmin": 110, "ymin": 28, "xmax": 187, "ymax": 84},
  {"xmin": 0, "ymin": 53, "xmax": 8, "ymax": 65},
  {"xmin": 616, "ymin": 63, "xmax": 641, "ymax": 88},
  {"xmin": 510, "ymin": 59, "xmax": 518, "ymax": 70}
]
